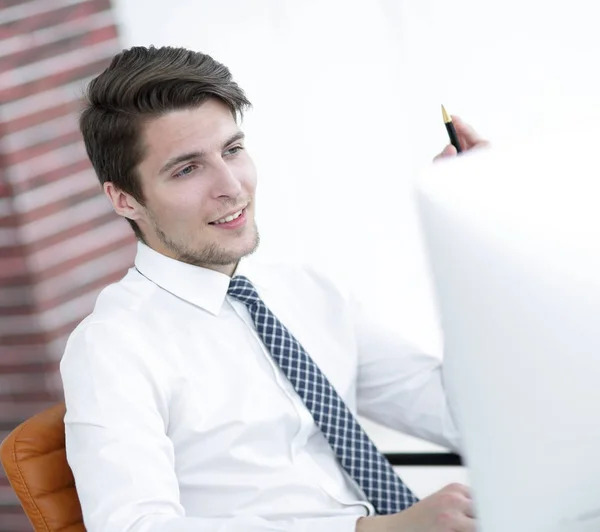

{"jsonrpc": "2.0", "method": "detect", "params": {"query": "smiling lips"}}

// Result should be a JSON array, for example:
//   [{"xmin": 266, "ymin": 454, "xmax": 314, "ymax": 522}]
[
  {"xmin": 209, "ymin": 207, "xmax": 247, "ymax": 229},
  {"xmin": 212, "ymin": 208, "xmax": 244, "ymax": 225}
]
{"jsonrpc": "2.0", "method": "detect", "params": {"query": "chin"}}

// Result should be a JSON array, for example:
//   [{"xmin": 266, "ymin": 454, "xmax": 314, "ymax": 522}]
[
  {"xmin": 206, "ymin": 231, "xmax": 259, "ymax": 265},
  {"xmin": 235, "ymin": 234, "xmax": 260, "ymax": 259},
  {"xmin": 242, "ymin": 227, "xmax": 261, "ymax": 252}
]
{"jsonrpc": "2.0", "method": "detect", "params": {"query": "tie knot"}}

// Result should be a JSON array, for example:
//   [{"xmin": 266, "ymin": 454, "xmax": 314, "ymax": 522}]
[{"xmin": 228, "ymin": 275, "xmax": 261, "ymax": 306}]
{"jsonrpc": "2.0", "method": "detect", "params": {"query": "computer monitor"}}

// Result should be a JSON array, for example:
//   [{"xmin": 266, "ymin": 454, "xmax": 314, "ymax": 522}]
[{"xmin": 415, "ymin": 129, "xmax": 600, "ymax": 532}]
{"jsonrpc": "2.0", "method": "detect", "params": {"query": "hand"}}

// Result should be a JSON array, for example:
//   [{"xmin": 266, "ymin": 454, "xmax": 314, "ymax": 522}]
[
  {"xmin": 434, "ymin": 116, "xmax": 489, "ymax": 161},
  {"xmin": 356, "ymin": 483, "xmax": 475, "ymax": 532}
]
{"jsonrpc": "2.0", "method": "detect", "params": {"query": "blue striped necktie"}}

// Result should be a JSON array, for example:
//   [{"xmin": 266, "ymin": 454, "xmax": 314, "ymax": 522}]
[{"xmin": 228, "ymin": 275, "xmax": 418, "ymax": 514}]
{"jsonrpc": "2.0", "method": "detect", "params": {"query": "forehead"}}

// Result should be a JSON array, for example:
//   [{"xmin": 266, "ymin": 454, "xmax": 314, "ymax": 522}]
[{"xmin": 140, "ymin": 99, "xmax": 239, "ymax": 170}]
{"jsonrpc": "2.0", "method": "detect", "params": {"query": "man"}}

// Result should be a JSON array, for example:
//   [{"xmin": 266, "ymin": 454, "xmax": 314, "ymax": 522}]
[{"xmin": 61, "ymin": 46, "xmax": 487, "ymax": 532}]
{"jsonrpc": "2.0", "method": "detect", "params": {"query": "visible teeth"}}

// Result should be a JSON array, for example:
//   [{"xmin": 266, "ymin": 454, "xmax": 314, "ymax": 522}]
[{"xmin": 213, "ymin": 209, "xmax": 243, "ymax": 224}]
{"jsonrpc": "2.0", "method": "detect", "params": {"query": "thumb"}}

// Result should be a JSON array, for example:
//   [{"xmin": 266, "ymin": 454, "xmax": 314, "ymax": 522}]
[{"xmin": 433, "ymin": 144, "xmax": 458, "ymax": 162}]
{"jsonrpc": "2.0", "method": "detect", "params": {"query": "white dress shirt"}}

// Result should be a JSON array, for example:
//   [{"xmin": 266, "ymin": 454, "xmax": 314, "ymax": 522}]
[{"xmin": 61, "ymin": 242, "xmax": 459, "ymax": 532}]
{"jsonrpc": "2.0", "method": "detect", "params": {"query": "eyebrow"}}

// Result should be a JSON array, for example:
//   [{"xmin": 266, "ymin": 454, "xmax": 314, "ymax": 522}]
[{"xmin": 158, "ymin": 131, "xmax": 246, "ymax": 175}]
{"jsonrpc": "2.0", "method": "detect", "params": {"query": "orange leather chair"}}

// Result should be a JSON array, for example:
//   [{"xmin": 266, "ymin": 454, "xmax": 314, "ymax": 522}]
[{"xmin": 0, "ymin": 402, "xmax": 85, "ymax": 531}]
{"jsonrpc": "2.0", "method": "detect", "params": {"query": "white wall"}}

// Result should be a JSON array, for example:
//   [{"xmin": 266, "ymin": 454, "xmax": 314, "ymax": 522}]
[
  {"xmin": 111, "ymin": 0, "xmax": 600, "ymax": 495},
  {"xmin": 111, "ymin": 0, "xmax": 441, "ymax": 349}
]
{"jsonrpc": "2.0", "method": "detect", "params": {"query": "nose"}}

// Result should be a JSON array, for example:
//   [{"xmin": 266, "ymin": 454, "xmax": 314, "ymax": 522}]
[{"xmin": 211, "ymin": 158, "xmax": 243, "ymax": 199}]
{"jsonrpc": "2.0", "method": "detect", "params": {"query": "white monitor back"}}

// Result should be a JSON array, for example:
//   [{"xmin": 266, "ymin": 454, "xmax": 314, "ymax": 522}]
[{"xmin": 415, "ymin": 126, "xmax": 600, "ymax": 532}]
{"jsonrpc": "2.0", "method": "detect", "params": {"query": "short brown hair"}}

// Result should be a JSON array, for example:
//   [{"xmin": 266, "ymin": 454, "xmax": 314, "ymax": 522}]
[{"xmin": 80, "ymin": 46, "xmax": 251, "ymax": 241}]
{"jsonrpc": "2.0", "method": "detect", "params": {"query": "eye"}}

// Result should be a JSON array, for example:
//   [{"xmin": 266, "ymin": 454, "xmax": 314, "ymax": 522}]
[
  {"xmin": 173, "ymin": 164, "xmax": 197, "ymax": 179},
  {"xmin": 224, "ymin": 145, "xmax": 244, "ymax": 157}
]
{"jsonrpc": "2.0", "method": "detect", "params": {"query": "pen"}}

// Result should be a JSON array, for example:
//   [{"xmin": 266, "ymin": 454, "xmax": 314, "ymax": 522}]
[{"xmin": 441, "ymin": 105, "xmax": 462, "ymax": 153}]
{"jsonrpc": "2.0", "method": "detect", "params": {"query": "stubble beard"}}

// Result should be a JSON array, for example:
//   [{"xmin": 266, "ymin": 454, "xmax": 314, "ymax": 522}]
[{"xmin": 153, "ymin": 220, "xmax": 260, "ymax": 268}]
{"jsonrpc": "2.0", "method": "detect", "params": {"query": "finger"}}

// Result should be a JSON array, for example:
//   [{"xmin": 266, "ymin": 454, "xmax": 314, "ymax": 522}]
[
  {"xmin": 451, "ymin": 490, "xmax": 475, "ymax": 518},
  {"xmin": 433, "ymin": 144, "xmax": 457, "ymax": 161},
  {"xmin": 463, "ymin": 498, "xmax": 476, "ymax": 519},
  {"xmin": 455, "ymin": 514, "xmax": 477, "ymax": 532},
  {"xmin": 445, "ymin": 483, "xmax": 472, "ymax": 499},
  {"xmin": 451, "ymin": 115, "xmax": 487, "ymax": 148}
]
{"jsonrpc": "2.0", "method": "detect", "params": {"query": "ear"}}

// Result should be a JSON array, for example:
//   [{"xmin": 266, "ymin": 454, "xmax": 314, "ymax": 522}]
[{"xmin": 103, "ymin": 182, "xmax": 145, "ymax": 222}]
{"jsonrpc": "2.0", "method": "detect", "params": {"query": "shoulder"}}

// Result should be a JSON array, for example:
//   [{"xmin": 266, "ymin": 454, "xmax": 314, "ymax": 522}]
[
  {"xmin": 60, "ymin": 269, "xmax": 167, "ymax": 372},
  {"xmin": 92, "ymin": 267, "xmax": 159, "ymax": 315}
]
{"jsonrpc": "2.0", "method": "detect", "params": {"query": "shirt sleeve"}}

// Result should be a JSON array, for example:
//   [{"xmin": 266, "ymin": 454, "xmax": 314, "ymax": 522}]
[
  {"xmin": 352, "ymin": 297, "xmax": 461, "ymax": 452},
  {"xmin": 61, "ymin": 318, "xmax": 362, "ymax": 532}
]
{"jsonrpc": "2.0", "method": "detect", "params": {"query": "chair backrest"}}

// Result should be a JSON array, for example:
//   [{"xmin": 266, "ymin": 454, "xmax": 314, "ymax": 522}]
[{"xmin": 0, "ymin": 403, "xmax": 85, "ymax": 531}]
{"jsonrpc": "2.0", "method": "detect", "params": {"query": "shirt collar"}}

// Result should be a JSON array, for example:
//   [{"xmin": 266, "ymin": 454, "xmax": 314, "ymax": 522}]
[{"xmin": 134, "ymin": 241, "xmax": 252, "ymax": 316}]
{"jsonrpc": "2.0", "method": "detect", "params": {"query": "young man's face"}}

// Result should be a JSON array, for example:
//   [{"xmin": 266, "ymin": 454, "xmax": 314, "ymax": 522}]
[{"xmin": 124, "ymin": 99, "xmax": 259, "ymax": 274}]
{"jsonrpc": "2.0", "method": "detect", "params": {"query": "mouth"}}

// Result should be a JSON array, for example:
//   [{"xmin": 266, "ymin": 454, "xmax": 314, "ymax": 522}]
[
  {"xmin": 209, "ymin": 207, "xmax": 246, "ymax": 225},
  {"xmin": 208, "ymin": 205, "xmax": 249, "ymax": 229}
]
